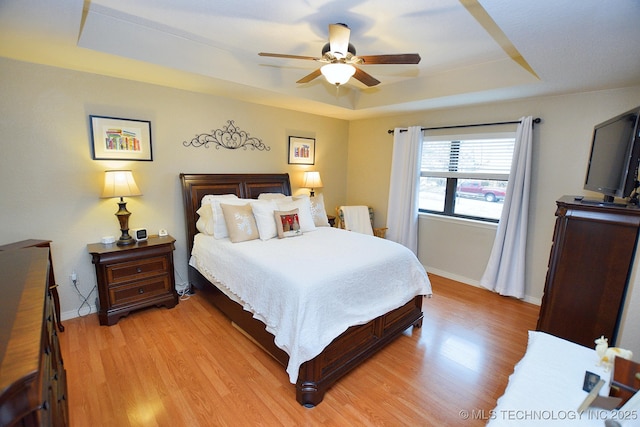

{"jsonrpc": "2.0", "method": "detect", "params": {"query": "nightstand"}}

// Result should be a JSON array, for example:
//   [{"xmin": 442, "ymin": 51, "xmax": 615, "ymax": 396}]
[{"xmin": 87, "ymin": 235, "xmax": 179, "ymax": 326}]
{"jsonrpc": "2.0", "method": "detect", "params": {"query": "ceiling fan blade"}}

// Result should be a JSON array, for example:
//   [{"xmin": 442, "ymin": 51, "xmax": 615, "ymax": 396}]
[
  {"xmin": 353, "ymin": 67, "xmax": 381, "ymax": 87},
  {"xmin": 357, "ymin": 54, "xmax": 421, "ymax": 64},
  {"xmin": 296, "ymin": 68, "xmax": 323, "ymax": 84},
  {"xmin": 328, "ymin": 23, "xmax": 350, "ymax": 58},
  {"xmin": 259, "ymin": 52, "xmax": 319, "ymax": 61}
]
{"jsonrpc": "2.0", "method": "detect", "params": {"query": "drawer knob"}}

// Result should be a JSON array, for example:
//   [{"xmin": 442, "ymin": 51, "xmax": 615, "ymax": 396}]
[
  {"xmin": 137, "ymin": 267, "xmax": 143, "ymax": 273},
  {"xmin": 138, "ymin": 288, "xmax": 144, "ymax": 294}
]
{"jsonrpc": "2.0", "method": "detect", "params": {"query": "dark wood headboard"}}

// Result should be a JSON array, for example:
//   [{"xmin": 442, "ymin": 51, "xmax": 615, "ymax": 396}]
[{"xmin": 179, "ymin": 173, "xmax": 292, "ymax": 254}]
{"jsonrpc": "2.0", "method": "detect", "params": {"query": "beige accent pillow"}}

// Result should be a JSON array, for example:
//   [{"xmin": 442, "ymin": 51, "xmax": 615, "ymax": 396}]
[
  {"xmin": 220, "ymin": 203, "xmax": 259, "ymax": 243},
  {"xmin": 212, "ymin": 198, "xmax": 253, "ymax": 239},
  {"xmin": 274, "ymin": 209, "xmax": 303, "ymax": 238}
]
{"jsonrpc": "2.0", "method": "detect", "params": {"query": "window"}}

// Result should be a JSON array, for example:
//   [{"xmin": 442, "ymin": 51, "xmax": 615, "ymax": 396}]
[{"xmin": 419, "ymin": 132, "xmax": 516, "ymax": 222}]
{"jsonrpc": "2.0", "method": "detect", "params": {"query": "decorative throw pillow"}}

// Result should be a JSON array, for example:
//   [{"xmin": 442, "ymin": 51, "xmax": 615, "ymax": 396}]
[
  {"xmin": 274, "ymin": 209, "xmax": 303, "ymax": 238},
  {"xmin": 220, "ymin": 203, "xmax": 259, "ymax": 243},
  {"xmin": 250, "ymin": 199, "xmax": 279, "ymax": 240},
  {"xmin": 275, "ymin": 197, "xmax": 316, "ymax": 232},
  {"xmin": 212, "ymin": 198, "xmax": 252, "ymax": 239},
  {"xmin": 295, "ymin": 194, "xmax": 330, "ymax": 227}
]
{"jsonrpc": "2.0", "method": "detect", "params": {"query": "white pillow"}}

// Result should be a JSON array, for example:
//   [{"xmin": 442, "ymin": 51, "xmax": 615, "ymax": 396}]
[
  {"xmin": 258, "ymin": 193, "xmax": 292, "ymax": 201},
  {"xmin": 201, "ymin": 193, "xmax": 238, "ymax": 205},
  {"xmin": 295, "ymin": 194, "xmax": 330, "ymax": 227},
  {"xmin": 196, "ymin": 204, "xmax": 215, "ymax": 235},
  {"xmin": 250, "ymin": 199, "xmax": 279, "ymax": 240},
  {"xmin": 276, "ymin": 197, "xmax": 316, "ymax": 232},
  {"xmin": 196, "ymin": 194, "xmax": 238, "ymax": 235},
  {"xmin": 213, "ymin": 198, "xmax": 253, "ymax": 239}
]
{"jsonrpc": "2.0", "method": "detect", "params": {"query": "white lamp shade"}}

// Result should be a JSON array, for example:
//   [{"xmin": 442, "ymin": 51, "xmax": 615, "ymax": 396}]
[
  {"xmin": 303, "ymin": 171, "xmax": 323, "ymax": 189},
  {"xmin": 320, "ymin": 63, "xmax": 356, "ymax": 85},
  {"xmin": 101, "ymin": 170, "xmax": 142, "ymax": 198}
]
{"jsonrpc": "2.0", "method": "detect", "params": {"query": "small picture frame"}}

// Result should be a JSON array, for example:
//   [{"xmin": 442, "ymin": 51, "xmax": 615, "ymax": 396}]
[
  {"xmin": 90, "ymin": 115, "xmax": 153, "ymax": 161},
  {"xmin": 288, "ymin": 136, "xmax": 315, "ymax": 165},
  {"xmin": 583, "ymin": 371, "xmax": 601, "ymax": 392}
]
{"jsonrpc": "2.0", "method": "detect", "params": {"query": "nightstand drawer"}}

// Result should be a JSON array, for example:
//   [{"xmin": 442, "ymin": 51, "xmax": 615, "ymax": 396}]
[
  {"xmin": 109, "ymin": 275, "xmax": 171, "ymax": 307},
  {"xmin": 107, "ymin": 256, "xmax": 169, "ymax": 284}
]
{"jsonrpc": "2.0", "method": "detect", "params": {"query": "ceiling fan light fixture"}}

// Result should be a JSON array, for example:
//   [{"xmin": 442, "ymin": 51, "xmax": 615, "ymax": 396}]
[{"xmin": 320, "ymin": 63, "xmax": 356, "ymax": 86}]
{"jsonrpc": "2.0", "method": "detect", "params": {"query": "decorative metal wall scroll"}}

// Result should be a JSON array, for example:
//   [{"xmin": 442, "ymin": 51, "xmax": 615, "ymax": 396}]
[{"xmin": 182, "ymin": 120, "xmax": 270, "ymax": 151}]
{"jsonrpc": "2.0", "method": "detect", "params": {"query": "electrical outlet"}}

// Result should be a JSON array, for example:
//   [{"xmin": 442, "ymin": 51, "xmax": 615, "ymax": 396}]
[{"xmin": 71, "ymin": 271, "xmax": 77, "ymax": 282}]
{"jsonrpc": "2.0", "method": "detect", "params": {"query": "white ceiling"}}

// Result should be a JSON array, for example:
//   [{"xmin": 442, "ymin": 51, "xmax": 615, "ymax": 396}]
[{"xmin": 1, "ymin": 0, "xmax": 639, "ymax": 120}]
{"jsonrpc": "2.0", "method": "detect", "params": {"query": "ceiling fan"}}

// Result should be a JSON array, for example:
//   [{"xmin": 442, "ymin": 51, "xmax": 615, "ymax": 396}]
[{"xmin": 258, "ymin": 23, "xmax": 421, "ymax": 87}]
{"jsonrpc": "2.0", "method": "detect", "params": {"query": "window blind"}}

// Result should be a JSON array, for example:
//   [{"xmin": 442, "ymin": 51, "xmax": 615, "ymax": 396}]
[{"xmin": 421, "ymin": 137, "xmax": 515, "ymax": 180}]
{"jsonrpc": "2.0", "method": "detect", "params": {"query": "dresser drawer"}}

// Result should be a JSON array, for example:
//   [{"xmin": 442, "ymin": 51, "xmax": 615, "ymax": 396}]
[
  {"xmin": 106, "ymin": 256, "xmax": 169, "ymax": 284},
  {"xmin": 109, "ymin": 275, "xmax": 172, "ymax": 307}
]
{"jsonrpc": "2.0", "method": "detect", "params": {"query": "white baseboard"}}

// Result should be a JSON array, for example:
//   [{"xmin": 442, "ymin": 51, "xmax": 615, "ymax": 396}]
[
  {"xmin": 425, "ymin": 266, "xmax": 541, "ymax": 306},
  {"xmin": 61, "ymin": 305, "xmax": 97, "ymax": 321}
]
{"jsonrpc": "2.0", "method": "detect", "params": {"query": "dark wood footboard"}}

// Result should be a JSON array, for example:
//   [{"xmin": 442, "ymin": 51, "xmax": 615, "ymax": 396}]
[
  {"xmin": 189, "ymin": 265, "xmax": 423, "ymax": 407},
  {"xmin": 296, "ymin": 294, "xmax": 423, "ymax": 407}
]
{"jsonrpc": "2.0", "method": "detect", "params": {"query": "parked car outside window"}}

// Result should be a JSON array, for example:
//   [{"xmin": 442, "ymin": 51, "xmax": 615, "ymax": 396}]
[{"xmin": 456, "ymin": 180, "xmax": 506, "ymax": 202}]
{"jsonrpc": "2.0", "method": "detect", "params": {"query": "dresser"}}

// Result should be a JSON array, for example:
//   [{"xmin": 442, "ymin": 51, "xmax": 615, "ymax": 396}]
[
  {"xmin": 0, "ymin": 239, "xmax": 64, "ymax": 332},
  {"xmin": 0, "ymin": 247, "xmax": 68, "ymax": 426},
  {"xmin": 87, "ymin": 235, "xmax": 178, "ymax": 326},
  {"xmin": 537, "ymin": 196, "xmax": 640, "ymax": 347}
]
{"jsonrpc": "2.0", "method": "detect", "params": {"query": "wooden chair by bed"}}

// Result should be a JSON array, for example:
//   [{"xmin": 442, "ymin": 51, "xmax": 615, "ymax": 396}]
[{"xmin": 179, "ymin": 172, "xmax": 424, "ymax": 407}]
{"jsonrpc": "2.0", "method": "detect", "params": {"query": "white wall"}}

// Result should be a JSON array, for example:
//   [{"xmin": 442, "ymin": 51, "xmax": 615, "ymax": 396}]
[
  {"xmin": 347, "ymin": 86, "xmax": 640, "ymax": 354},
  {"xmin": 0, "ymin": 57, "xmax": 349, "ymax": 320}
]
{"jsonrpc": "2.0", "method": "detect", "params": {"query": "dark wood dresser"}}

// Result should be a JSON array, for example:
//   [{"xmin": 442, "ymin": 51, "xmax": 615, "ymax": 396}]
[
  {"xmin": 0, "ymin": 247, "xmax": 68, "ymax": 426},
  {"xmin": 537, "ymin": 196, "xmax": 640, "ymax": 347}
]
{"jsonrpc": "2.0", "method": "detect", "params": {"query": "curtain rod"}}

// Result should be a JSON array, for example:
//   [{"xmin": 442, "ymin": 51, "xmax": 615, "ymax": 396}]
[{"xmin": 387, "ymin": 117, "xmax": 542, "ymax": 134}]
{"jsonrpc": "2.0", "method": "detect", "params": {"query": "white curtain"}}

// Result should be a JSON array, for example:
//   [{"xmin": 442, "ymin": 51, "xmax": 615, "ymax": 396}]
[
  {"xmin": 480, "ymin": 116, "xmax": 534, "ymax": 298},
  {"xmin": 386, "ymin": 126, "xmax": 423, "ymax": 254}
]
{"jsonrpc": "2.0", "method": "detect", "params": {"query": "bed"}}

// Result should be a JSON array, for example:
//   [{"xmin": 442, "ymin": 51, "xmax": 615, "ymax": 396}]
[{"xmin": 179, "ymin": 173, "xmax": 431, "ymax": 407}]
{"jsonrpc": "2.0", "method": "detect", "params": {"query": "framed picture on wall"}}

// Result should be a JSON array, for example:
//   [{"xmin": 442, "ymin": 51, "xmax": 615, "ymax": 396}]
[
  {"xmin": 288, "ymin": 136, "xmax": 315, "ymax": 165},
  {"xmin": 90, "ymin": 115, "xmax": 153, "ymax": 161}
]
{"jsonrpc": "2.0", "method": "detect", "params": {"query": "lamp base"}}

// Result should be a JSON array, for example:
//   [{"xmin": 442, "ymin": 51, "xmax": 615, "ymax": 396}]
[
  {"xmin": 115, "ymin": 198, "xmax": 135, "ymax": 246},
  {"xmin": 117, "ymin": 234, "xmax": 135, "ymax": 246}
]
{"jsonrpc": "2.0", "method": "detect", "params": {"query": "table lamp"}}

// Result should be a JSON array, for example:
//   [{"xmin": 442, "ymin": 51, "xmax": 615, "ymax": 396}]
[
  {"xmin": 101, "ymin": 170, "xmax": 142, "ymax": 246},
  {"xmin": 303, "ymin": 171, "xmax": 323, "ymax": 197}
]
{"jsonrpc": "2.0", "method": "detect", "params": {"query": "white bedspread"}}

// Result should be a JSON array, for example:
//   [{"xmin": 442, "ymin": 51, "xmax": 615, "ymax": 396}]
[
  {"xmin": 488, "ymin": 331, "xmax": 640, "ymax": 426},
  {"xmin": 189, "ymin": 226, "xmax": 432, "ymax": 383}
]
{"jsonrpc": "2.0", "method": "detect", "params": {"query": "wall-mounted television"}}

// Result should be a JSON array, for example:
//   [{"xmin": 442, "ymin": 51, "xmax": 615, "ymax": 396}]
[{"xmin": 584, "ymin": 106, "xmax": 640, "ymax": 204}]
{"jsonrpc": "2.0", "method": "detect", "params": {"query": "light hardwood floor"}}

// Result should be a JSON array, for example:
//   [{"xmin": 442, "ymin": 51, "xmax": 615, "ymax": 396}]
[{"xmin": 60, "ymin": 275, "xmax": 539, "ymax": 426}]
